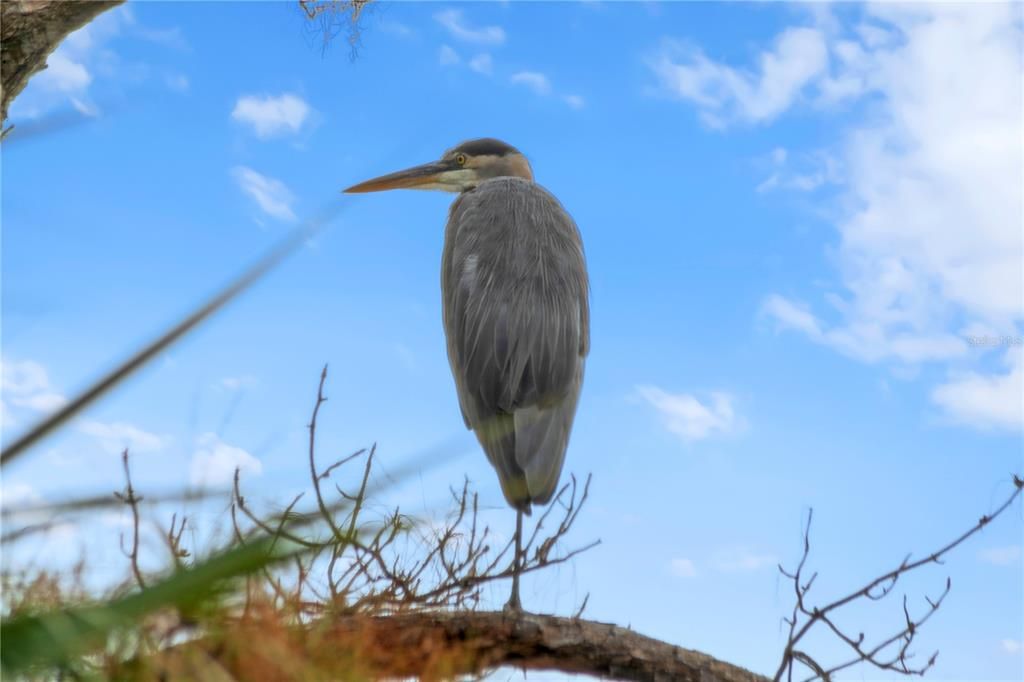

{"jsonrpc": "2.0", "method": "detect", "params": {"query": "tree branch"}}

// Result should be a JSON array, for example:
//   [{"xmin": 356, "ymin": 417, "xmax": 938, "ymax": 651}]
[
  {"xmin": 165, "ymin": 610, "xmax": 767, "ymax": 682},
  {"xmin": 1, "ymin": 0, "xmax": 125, "ymax": 127}
]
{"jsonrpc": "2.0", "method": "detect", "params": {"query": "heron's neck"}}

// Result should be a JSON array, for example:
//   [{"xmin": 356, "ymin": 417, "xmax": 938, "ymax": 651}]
[{"xmin": 503, "ymin": 153, "xmax": 534, "ymax": 181}]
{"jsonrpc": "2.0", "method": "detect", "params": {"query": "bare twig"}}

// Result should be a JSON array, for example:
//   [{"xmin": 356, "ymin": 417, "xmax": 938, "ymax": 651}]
[
  {"xmin": 774, "ymin": 474, "xmax": 1024, "ymax": 681},
  {"xmin": 298, "ymin": 0, "xmax": 372, "ymax": 56},
  {"xmin": 114, "ymin": 450, "xmax": 146, "ymax": 590}
]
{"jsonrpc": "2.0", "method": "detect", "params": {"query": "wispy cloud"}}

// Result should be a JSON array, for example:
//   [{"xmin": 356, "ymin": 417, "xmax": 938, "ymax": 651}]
[
  {"xmin": 761, "ymin": 295, "xmax": 823, "ymax": 340},
  {"xmin": 12, "ymin": 5, "xmax": 188, "ymax": 120},
  {"xmin": 1, "ymin": 358, "xmax": 67, "ymax": 414},
  {"xmin": 469, "ymin": 53, "xmax": 493, "ymax": 75},
  {"xmin": 931, "ymin": 351, "xmax": 1022, "ymax": 431},
  {"xmin": 232, "ymin": 166, "xmax": 297, "ymax": 222},
  {"xmin": 13, "ymin": 392, "xmax": 69, "ymax": 412},
  {"xmin": 219, "ymin": 375, "xmax": 258, "ymax": 391},
  {"xmin": 979, "ymin": 545, "xmax": 1022, "ymax": 566},
  {"xmin": 761, "ymin": 294, "xmax": 968, "ymax": 365},
  {"xmin": 712, "ymin": 547, "xmax": 777, "ymax": 573},
  {"xmin": 0, "ymin": 482, "xmax": 43, "ymax": 508},
  {"xmin": 511, "ymin": 71, "xmax": 551, "ymax": 95},
  {"xmin": 757, "ymin": 146, "xmax": 839, "ymax": 193},
  {"xmin": 722, "ymin": 5, "xmax": 1024, "ymax": 433},
  {"xmin": 635, "ymin": 385, "xmax": 743, "ymax": 442},
  {"xmin": 231, "ymin": 93, "xmax": 311, "ymax": 139},
  {"xmin": 1, "ymin": 358, "xmax": 169, "ymax": 454},
  {"xmin": 133, "ymin": 25, "xmax": 189, "ymax": 51},
  {"xmin": 563, "ymin": 94, "xmax": 586, "ymax": 110},
  {"xmin": 1002, "ymin": 639, "xmax": 1022, "ymax": 655},
  {"xmin": 70, "ymin": 97, "xmax": 99, "ymax": 118},
  {"xmin": 648, "ymin": 27, "xmax": 828, "ymax": 127},
  {"xmin": 510, "ymin": 71, "xmax": 582, "ymax": 109},
  {"xmin": 78, "ymin": 419, "xmax": 168, "ymax": 454},
  {"xmin": 439, "ymin": 44, "xmax": 460, "ymax": 66},
  {"xmin": 190, "ymin": 433, "xmax": 262, "ymax": 487},
  {"xmin": 669, "ymin": 558, "xmax": 697, "ymax": 578},
  {"xmin": 107, "ymin": 4, "xmax": 190, "ymax": 51},
  {"xmin": 36, "ymin": 52, "xmax": 92, "ymax": 93},
  {"xmin": 434, "ymin": 9, "xmax": 506, "ymax": 45}
]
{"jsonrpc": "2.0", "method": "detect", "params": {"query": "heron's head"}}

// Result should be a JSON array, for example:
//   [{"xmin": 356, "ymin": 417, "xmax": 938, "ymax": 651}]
[{"xmin": 343, "ymin": 138, "xmax": 533, "ymax": 194}]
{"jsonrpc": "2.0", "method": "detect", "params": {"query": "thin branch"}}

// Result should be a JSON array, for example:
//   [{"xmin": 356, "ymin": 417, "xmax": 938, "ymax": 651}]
[
  {"xmin": 114, "ymin": 450, "xmax": 146, "ymax": 590},
  {"xmin": 775, "ymin": 474, "xmax": 1023, "ymax": 682}
]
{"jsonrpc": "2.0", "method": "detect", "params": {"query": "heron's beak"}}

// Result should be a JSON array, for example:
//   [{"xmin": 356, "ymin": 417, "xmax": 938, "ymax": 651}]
[{"xmin": 343, "ymin": 161, "xmax": 472, "ymax": 194}]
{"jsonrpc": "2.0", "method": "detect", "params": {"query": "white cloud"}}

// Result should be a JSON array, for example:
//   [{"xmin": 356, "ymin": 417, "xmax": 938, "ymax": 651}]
[
  {"xmin": 713, "ymin": 548, "xmax": 777, "ymax": 573},
  {"xmin": 220, "ymin": 375, "xmax": 258, "ymax": 391},
  {"xmin": 37, "ymin": 52, "xmax": 92, "ymax": 93},
  {"xmin": 563, "ymin": 94, "xmax": 586, "ymax": 110},
  {"xmin": 78, "ymin": 419, "xmax": 167, "ymax": 454},
  {"xmin": 1, "ymin": 358, "xmax": 67, "ymax": 413},
  {"xmin": 70, "ymin": 97, "xmax": 99, "ymax": 118},
  {"xmin": 0, "ymin": 482, "xmax": 43, "ymax": 508},
  {"xmin": 12, "ymin": 6, "xmax": 183, "ymax": 121},
  {"xmin": 1002, "ymin": 639, "xmax": 1022, "ymax": 655},
  {"xmin": 670, "ymin": 558, "xmax": 697, "ymax": 578},
  {"xmin": 67, "ymin": 6, "xmax": 186, "ymax": 52},
  {"xmin": 13, "ymin": 392, "xmax": 69, "ymax": 412},
  {"xmin": 231, "ymin": 93, "xmax": 311, "ymax": 139},
  {"xmin": 232, "ymin": 166, "xmax": 297, "ymax": 222},
  {"xmin": 979, "ymin": 545, "xmax": 1022, "ymax": 566},
  {"xmin": 636, "ymin": 385, "xmax": 742, "ymax": 442},
  {"xmin": 511, "ymin": 71, "xmax": 551, "ymax": 96},
  {"xmin": 757, "ymin": 146, "xmax": 840, "ymax": 193},
  {"xmin": 434, "ymin": 9, "xmax": 506, "ymax": 45},
  {"xmin": 761, "ymin": 294, "xmax": 824, "ymax": 340},
  {"xmin": 190, "ymin": 433, "xmax": 262, "ymax": 487},
  {"xmin": 2, "ymin": 358, "xmax": 51, "ymax": 396},
  {"xmin": 439, "ymin": 44, "xmax": 460, "ymax": 66},
  {"xmin": 469, "ymin": 53, "xmax": 493, "ymax": 75},
  {"xmin": 931, "ymin": 350, "xmax": 1023, "ymax": 431},
  {"xmin": 687, "ymin": 5, "xmax": 1024, "ymax": 432},
  {"xmin": 134, "ymin": 26, "xmax": 189, "ymax": 51},
  {"xmin": 763, "ymin": 291, "xmax": 969, "ymax": 364},
  {"xmin": 649, "ymin": 27, "xmax": 828, "ymax": 126}
]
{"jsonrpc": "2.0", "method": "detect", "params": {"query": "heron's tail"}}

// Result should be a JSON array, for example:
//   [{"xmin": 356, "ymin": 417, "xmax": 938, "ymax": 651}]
[
  {"xmin": 474, "ymin": 368, "xmax": 581, "ymax": 512},
  {"xmin": 512, "ymin": 393, "xmax": 577, "ymax": 507},
  {"xmin": 475, "ymin": 413, "xmax": 533, "ymax": 514}
]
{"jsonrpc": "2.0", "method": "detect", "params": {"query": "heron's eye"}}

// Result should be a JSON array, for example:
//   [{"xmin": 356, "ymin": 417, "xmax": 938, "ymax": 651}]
[{"xmin": 455, "ymin": 154, "xmax": 467, "ymax": 166}]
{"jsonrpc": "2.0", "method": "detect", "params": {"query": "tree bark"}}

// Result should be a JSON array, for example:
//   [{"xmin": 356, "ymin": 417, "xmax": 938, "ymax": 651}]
[
  {"xmin": 318, "ymin": 611, "xmax": 769, "ymax": 682},
  {"xmin": 1, "ymin": 0, "xmax": 125, "ymax": 127}
]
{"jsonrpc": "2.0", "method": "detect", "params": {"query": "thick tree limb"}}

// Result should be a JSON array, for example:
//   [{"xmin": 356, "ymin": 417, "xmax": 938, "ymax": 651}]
[
  {"xmin": 1, "ymin": 0, "xmax": 125, "ymax": 126},
  {"xmin": 319, "ymin": 611, "xmax": 768, "ymax": 682}
]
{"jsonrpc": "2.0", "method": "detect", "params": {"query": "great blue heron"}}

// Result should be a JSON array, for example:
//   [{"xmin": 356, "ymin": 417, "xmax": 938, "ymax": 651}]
[{"xmin": 344, "ymin": 138, "xmax": 589, "ymax": 611}]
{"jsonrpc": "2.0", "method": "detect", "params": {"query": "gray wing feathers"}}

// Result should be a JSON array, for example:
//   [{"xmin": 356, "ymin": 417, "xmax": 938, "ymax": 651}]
[{"xmin": 441, "ymin": 178, "xmax": 589, "ymax": 511}]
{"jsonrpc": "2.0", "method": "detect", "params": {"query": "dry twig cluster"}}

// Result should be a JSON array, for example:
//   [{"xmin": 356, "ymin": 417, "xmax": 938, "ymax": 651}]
[
  {"xmin": 774, "ymin": 475, "xmax": 1024, "ymax": 682},
  {"xmin": 298, "ymin": 0, "xmax": 373, "ymax": 55}
]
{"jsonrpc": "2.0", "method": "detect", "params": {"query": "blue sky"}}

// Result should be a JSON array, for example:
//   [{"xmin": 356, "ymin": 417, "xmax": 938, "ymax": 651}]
[{"xmin": 2, "ymin": 2, "xmax": 1022, "ymax": 679}]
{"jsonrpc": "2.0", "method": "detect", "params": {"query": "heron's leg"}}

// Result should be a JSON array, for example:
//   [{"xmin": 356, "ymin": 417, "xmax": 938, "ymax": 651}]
[{"xmin": 505, "ymin": 508, "xmax": 523, "ymax": 612}]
